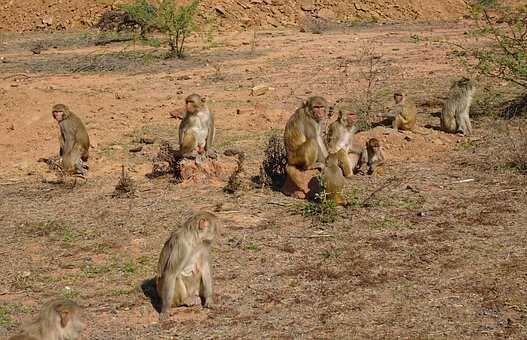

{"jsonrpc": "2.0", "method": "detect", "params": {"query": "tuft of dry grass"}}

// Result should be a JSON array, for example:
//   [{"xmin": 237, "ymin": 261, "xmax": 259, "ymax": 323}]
[{"xmin": 509, "ymin": 128, "xmax": 527, "ymax": 174}]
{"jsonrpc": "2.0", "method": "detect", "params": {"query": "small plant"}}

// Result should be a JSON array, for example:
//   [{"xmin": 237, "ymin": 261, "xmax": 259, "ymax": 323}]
[
  {"xmin": 119, "ymin": 0, "xmax": 158, "ymax": 38},
  {"xmin": 302, "ymin": 191, "xmax": 338, "ymax": 224},
  {"xmin": 121, "ymin": 0, "xmax": 200, "ymax": 58},
  {"xmin": 509, "ymin": 127, "xmax": 527, "ymax": 174},
  {"xmin": 113, "ymin": 165, "xmax": 136, "ymax": 198},
  {"xmin": 246, "ymin": 243, "xmax": 259, "ymax": 251},
  {"xmin": 224, "ymin": 152, "xmax": 246, "ymax": 194},
  {"xmin": 0, "ymin": 306, "xmax": 10, "ymax": 327}
]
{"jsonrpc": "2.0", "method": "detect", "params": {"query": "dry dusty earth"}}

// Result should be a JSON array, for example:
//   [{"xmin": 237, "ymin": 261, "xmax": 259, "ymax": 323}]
[{"xmin": 0, "ymin": 21, "xmax": 526, "ymax": 339}]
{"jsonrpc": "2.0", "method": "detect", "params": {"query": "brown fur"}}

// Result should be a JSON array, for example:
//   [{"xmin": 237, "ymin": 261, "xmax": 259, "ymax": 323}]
[
  {"xmin": 52, "ymin": 104, "xmax": 90, "ymax": 176},
  {"xmin": 156, "ymin": 212, "xmax": 218, "ymax": 318},
  {"xmin": 9, "ymin": 298, "xmax": 84, "ymax": 340},
  {"xmin": 284, "ymin": 96, "xmax": 329, "ymax": 190}
]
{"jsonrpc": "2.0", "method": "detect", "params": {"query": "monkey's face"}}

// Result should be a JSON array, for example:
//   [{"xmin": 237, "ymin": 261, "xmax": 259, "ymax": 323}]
[
  {"xmin": 345, "ymin": 111, "xmax": 357, "ymax": 126},
  {"xmin": 185, "ymin": 99, "xmax": 200, "ymax": 114},
  {"xmin": 52, "ymin": 110, "xmax": 65, "ymax": 122},
  {"xmin": 311, "ymin": 103, "xmax": 326, "ymax": 121},
  {"xmin": 394, "ymin": 94, "xmax": 403, "ymax": 104}
]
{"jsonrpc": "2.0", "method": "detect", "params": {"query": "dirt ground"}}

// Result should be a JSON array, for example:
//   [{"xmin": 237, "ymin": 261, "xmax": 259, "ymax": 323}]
[{"xmin": 0, "ymin": 21, "xmax": 526, "ymax": 339}]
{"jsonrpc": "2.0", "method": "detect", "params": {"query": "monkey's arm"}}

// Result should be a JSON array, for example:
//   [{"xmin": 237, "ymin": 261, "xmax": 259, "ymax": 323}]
[
  {"xmin": 205, "ymin": 114, "xmax": 215, "ymax": 151},
  {"xmin": 200, "ymin": 252, "xmax": 214, "ymax": 308},
  {"xmin": 61, "ymin": 122, "xmax": 75, "ymax": 157}
]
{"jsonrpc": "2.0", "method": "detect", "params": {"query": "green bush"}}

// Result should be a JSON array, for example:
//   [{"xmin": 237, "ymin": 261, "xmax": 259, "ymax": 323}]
[
  {"xmin": 120, "ymin": 0, "xmax": 200, "ymax": 58},
  {"xmin": 465, "ymin": 3, "xmax": 527, "ymax": 89}
]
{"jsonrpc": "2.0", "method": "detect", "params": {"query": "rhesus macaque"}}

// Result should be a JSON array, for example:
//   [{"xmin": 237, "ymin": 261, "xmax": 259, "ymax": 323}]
[
  {"xmin": 362, "ymin": 138, "xmax": 385, "ymax": 175},
  {"xmin": 52, "ymin": 104, "xmax": 90, "ymax": 177},
  {"xmin": 327, "ymin": 110, "xmax": 363, "ymax": 177},
  {"xmin": 321, "ymin": 153, "xmax": 346, "ymax": 205},
  {"xmin": 283, "ymin": 96, "xmax": 329, "ymax": 189},
  {"xmin": 441, "ymin": 77, "xmax": 475, "ymax": 135},
  {"xmin": 156, "ymin": 211, "xmax": 218, "ymax": 319},
  {"xmin": 392, "ymin": 91, "xmax": 417, "ymax": 132},
  {"xmin": 9, "ymin": 298, "xmax": 85, "ymax": 340},
  {"xmin": 178, "ymin": 94, "xmax": 215, "ymax": 161}
]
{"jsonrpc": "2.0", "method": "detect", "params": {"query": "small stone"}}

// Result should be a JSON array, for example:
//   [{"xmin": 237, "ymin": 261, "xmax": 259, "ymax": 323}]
[
  {"xmin": 129, "ymin": 145, "xmax": 143, "ymax": 153},
  {"xmin": 251, "ymin": 85, "xmax": 270, "ymax": 96},
  {"xmin": 42, "ymin": 15, "xmax": 54, "ymax": 26}
]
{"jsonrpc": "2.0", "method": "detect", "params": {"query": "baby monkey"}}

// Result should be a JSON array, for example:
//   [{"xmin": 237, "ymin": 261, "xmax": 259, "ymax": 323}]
[{"xmin": 358, "ymin": 138, "xmax": 385, "ymax": 175}]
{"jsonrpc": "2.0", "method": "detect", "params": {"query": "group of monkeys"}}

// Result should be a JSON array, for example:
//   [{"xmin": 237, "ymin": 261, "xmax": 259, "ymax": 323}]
[{"xmin": 8, "ymin": 77, "xmax": 475, "ymax": 339}]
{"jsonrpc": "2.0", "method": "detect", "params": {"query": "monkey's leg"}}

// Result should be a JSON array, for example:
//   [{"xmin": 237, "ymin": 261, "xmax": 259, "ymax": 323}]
[
  {"xmin": 392, "ymin": 116, "xmax": 400, "ymax": 131},
  {"xmin": 441, "ymin": 112, "xmax": 457, "ymax": 133},
  {"xmin": 199, "ymin": 261, "xmax": 214, "ymax": 308},
  {"xmin": 160, "ymin": 274, "xmax": 178, "ymax": 316},
  {"xmin": 349, "ymin": 152, "xmax": 362, "ymax": 174},
  {"xmin": 336, "ymin": 149, "xmax": 353, "ymax": 177},
  {"xmin": 180, "ymin": 133, "xmax": 198, "ymax": 158},
  {"xmin": 289, "ymin": 139, "xmax": 319, "ymax": 170},
  {"xmin": 286, "ymin": 165, "xmax": 308, "ymax": 194}
]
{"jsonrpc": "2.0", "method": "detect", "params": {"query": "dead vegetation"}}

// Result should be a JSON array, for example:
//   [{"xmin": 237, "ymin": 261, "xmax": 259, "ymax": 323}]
[
  {"xmin": 256, "ymin": 131, "xmax": 287, "ymax": 189},
  {"xmin": 112, "ymin": 165, "xmax": 136, "ymax": 198}
]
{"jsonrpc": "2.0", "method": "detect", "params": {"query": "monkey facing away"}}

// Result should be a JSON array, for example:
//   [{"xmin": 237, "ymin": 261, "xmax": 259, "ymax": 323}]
[
  {"xmin": 441, "ymin": 77, "xmax": 475, "ymax": 135},
  {"xmin": 52, "ymin": 104, "xmax": 90, "ymax": 177},
  {"xmin": 9, "ymin": 298, "xmax": 85, "ymax": 340},
  {"xmin": 321, "ymin": 153, "xmax": 346, "ymax": 205},
  {"xmin": 178, "ymin": 94, "xmax": 215, "ymax": 161},
  {"xmin": 283, "ymin": 96, "xmax": 329, "ymax": 190},
  {"xmin": 361, "ymin": 138, "xmax": 385, "ymax": 175},
  {"xmin": 156, "ymin": 211, "xmax": 218, "ymax": 319},
  {"xmin": 392, "ymin": 91, "xmax": 417, "ymax": 132},
  {"xmin": 327, "ymin": 110, "xmax": 363, "ymax": 177}
]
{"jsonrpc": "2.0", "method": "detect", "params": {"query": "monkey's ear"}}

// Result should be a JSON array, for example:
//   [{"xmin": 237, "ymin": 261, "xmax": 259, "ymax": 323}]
[
  {"xmin": 201, "ymin": 97, "xmax": 207, "ymax": 103},
  {"xmin": 59, "ymin": 310, "xmax": 71, "ymax": 328}
]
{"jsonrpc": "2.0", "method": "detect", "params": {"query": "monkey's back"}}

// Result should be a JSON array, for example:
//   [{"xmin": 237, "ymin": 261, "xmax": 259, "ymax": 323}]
[{"xmin": 284, "ymin": 108, "xmax": 311, "ymax": 152}]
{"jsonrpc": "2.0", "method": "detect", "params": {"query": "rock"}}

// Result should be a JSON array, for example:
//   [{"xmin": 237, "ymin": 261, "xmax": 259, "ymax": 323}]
[
  {"xmin": 176, "ymin": 75, "xmax": 191, "ymax": 80},
  {"xmin": 300, "ymin": 0, "xmax": 315, "ymax": 11},
  {"xmin": 318, "ymin": 8, "xmax": 336, "ymax": 19},
  {"xmin": 281, "ymin": 169, "xmax": 321, "ymax": 199},
  {"xmin": 42, "ymin": 15, "xmax": 54, "ymax": 26},
  {"xmin": 129, "ymin": 145, "xmax": 143, "ymax": 153},
  {"xmin": 215, "ymin": 6, "xmax": 226, "ymax": 16},
  {"xmin": 251, "ymin": 85, "xmax": 270, "ymax": 96},
  {"xmin": 139, "ymin": 137, "xmax": 155, "ymax": 145}
]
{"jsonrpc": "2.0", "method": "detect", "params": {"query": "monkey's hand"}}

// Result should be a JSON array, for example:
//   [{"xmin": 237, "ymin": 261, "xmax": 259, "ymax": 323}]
[
  {"xmin": 203, "ymin": 297, "xmax": 214, "ymax": 309},
  {"xmin": 310, "ymin": 162, "xmax": 326, "ymax": 171}
]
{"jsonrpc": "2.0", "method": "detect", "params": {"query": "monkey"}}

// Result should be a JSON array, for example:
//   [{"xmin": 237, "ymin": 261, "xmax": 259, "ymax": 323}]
[
  {"xmin": 441, "ymin": 77, "xmax": 475, "ymax": 136},
  {"xmin": 283, "ymin": 96, "xmax": 329, "ymax": 191},
  {"xmin": 321, "ymin": 153, "xmax": 346, "ymax": 205},
  {"xmin": 391, "ymin": 91, "xmax": 417, "ymax": 132},
  {"xmin": 360, "ymin": 138, "xmax": 385, "ymax": 175},
  {"xmin": 156, "ymin": 211, "xmax": 218, "ymax": 320},
  {"xmin": 178, "ymin": 94, "xmax": 215, "ymax": 162},
  {"xmin": 327, "ymin": 110, "xmax": 363, "ymax": 177},
  {"xmin": 9, "ymin": 298, "xmax": 84, "ymax": 340},
  {"xmin": 51, "ymin": 104, "xmax": 90, "ymax": 178}
]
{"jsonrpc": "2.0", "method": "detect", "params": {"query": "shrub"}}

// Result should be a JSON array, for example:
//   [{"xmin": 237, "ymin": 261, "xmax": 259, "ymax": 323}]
[{"xmin": 120, "ymin": 0, "xmax": 200, "ymax": 58}]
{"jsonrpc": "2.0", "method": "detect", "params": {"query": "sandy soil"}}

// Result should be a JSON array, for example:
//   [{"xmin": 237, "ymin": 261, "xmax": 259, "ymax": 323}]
[{"xmin": 0, "ymin": 21, "xmax": 526, "ymax": 339}]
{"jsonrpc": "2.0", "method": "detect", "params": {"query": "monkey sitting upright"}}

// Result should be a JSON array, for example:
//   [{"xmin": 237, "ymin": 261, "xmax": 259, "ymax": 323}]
[
  {"xmin": 156, "ymin": 211, "xmax": 219, "ymax": 320},
  {"xmin": 391, "ymin": 91, "xmax": 417, "ymax": 132},
  {"xmin": 9, "ymin": 298, "xmax": 85, "ymax": 340},
  {"xmin": 178, "ymin": 94, "xmax": 215, "ymax": 163},
  {"xmin": 327, "ymin": 110, "xmax": 363, "ymax": 177},
  {"xmin": 358, "ymin": 138, "xmax": 385, "ymax": 175},
  {"xmin": 321, "ymin": 153, "xmax": 346, "ymax": 205},
  {"xmin": 441, "ymin": 77, "xmax": 475, "ymax": 136},
  {"xmin": 283, "ymin": 96, "xmax": 329, "ymax": 196},
  {"xmin": 51, "ymin": 104, "xmax": 90, "ymax": 178}
]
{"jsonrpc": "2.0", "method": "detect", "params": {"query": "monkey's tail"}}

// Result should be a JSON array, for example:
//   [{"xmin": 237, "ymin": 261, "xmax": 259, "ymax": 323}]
[{"xmin": 411, "ymin": 127, "xmax": 431, "ymax": 135}]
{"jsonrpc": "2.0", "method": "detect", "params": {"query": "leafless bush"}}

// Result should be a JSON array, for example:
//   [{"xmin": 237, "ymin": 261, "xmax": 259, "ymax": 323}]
[
  {"xmin": 257, "ymin": 131, "xmax": 287, "ymax": 189},
  {"xmin": 338, "ymin": 45, "xmax": 395, "ymax": 130},
  {"xmin": 113, "ymin": 165, "xmax": 136, "ymax": 198},
  {"xmin": 147, "ymin": 141, "xmax": 182, "ymax": 179},
  {"xmin": 224, "ymin": 152, "xmax": 246, "ymax": 194}
]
